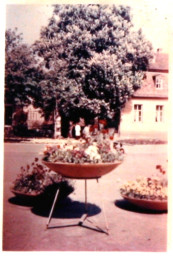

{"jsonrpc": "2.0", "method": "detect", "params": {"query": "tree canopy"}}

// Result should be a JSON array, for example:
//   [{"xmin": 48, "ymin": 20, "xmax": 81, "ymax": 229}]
[
  {"xmin": 5, "ymin": 28, "xmax": 42, "ymax": 109},
  {"xmin": 33, "ymin": 5, "xmax": 153, "ymax": 122}
]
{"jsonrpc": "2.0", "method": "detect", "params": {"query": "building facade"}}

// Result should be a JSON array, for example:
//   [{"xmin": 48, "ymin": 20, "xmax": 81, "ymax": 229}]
[{"xmin": 120, "ymin": 51, "xmax": 169, "ymax": 140}]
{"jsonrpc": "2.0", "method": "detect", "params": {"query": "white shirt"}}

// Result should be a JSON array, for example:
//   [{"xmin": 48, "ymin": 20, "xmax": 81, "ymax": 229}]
[{"xmin": 75, "ymin": 124, "xmax": 81, "ymax": 136}]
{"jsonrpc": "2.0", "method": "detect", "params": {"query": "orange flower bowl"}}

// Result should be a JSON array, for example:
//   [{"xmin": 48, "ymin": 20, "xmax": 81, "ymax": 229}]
[
  {"xmin": 42, "ymin": 160, "xmax": 122, "ymax": 179},
  {"xmin": 11, "ymin": 189, "xmax": 42, "ymax": 198},
  {"xmin": 122, "ymin": 195, "xmax": 167, "ymax": 212}
]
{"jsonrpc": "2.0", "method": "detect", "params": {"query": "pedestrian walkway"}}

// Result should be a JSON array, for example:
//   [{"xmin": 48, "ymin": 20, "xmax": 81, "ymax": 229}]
[{"xmin": 3, "ymin": 143, "xmax": 168, "ymax": 251}]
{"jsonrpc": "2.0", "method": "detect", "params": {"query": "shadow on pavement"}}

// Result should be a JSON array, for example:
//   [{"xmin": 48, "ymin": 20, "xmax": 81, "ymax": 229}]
[
  {"xmin": 31, "ymin": 197, "xmax": 101, "ymax": 219},
  {"xmin": 8, "ymin": 196, "xmax": 40, "ymax": 207},
  {"xmin": 8, "ymin": 185, "xmax": 74, "ymax": 208},
  {"xmin": 115, "ymin": 199, "xmax": 166, "ymax": 214}
]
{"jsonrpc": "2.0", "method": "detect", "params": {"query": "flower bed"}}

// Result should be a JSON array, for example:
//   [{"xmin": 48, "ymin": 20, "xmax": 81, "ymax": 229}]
[
  {"xmin": 120, "ymin": 177, "xmax": 167, "ymax": 201},
  {"xmin": 11, "ymin": 157, "xmax": 74, "ymax": 197},
  {"xmin": 43, "ymin": 139, "xmax": 125, "ymax": 164},
  {"xmin": 120, "ymin": 165, "xmax": 167, "ymax": 202}
]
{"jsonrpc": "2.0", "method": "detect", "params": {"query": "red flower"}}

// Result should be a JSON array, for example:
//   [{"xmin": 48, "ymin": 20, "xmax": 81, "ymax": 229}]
[
  {"xmin": 99, "ymin": 120, "xmax": 107, "ymax": 125},
  {"xmin": 101, "ymin": 129, "xmax": 108, "ymax": 134},
  {"xmin": 93, "ymin": 124, "xmax": 98, "ymax": 129},
  {"xmin": 89, "ymin": 126, "xmax": 94, "ymax": 132},
  {"xmin": 120, "ymin": 148, "xmax": 125, "ymax": 154}
]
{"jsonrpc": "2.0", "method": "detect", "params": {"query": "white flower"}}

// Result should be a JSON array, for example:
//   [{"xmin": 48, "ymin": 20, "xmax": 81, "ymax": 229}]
[
  {"xmin": 64, "ymin": 144, "xmax": 74, "ymax": 150},
  {"xmin": 85, "ymin": 144, "xmax": 101, "ymax": 161}
]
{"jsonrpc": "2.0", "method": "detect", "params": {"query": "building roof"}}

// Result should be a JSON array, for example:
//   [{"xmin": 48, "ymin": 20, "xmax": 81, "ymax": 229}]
[
  {"xmin": 149, "ymin": 51, "xmax": 169, "ymax": 71},
  {"xmin": 133, "ymin": 51, "xmax": 169, "ymax": 99},
  {"xmin": 133, "ymin": 87, "xmax": 168, "ymax": 99}
]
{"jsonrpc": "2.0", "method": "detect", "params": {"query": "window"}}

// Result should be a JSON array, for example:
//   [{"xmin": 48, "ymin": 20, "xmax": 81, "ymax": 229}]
[
  {"xmin": 134, "ymin": 104, "xmax": 143, "ymax": 122},
  {"xmin": 155, "ymin": 105, "xmax": 164, "ymax": 122},
  {"xmin": 155, "ymin": 76, "xmax": 163, "ymax": 89},
  {"xmin": 28, "ymin": 111, "xmax": 38, "ymax": 120}
]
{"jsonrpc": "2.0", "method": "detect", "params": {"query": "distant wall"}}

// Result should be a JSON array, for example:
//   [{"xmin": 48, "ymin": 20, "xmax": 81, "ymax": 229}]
[
  {"xmin": 120, "ymin": 98, "xmax": 169, "ymax": 139},
  {"xmin": 23, "ymin": 105, "xmax": 45, "ymax": 129}
]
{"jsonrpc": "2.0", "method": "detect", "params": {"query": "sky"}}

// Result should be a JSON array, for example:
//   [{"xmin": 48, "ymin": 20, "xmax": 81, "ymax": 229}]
[{"xmin": 5, "ymin": 0, "xmax": 173, "ymax": 53}]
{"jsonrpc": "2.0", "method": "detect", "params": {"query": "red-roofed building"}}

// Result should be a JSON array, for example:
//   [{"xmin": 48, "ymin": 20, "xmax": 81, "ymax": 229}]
[{"xmin": 120, "ymin": 50, "xmax": 169, "ymax": 140}]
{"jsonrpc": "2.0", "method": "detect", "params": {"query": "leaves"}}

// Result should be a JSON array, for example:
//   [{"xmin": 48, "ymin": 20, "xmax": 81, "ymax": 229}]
[
  {"xmin": 6, "ymin": 5, "xmax": 153, "ymax": 125},
  {"xmin": 33, "ymin": 5, "xmax": 153, "ymax": 122},
  {"xmin": 5, "ymin": 28, "xmax": 44, "ymax": 109},
  {"xmin": 12, "ymin": 158, "xmax": 66, "ymax": 194}
]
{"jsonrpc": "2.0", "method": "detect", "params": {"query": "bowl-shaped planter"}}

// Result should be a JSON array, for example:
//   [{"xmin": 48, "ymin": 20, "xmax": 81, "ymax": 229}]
[
  {"xmin": 42, "ymin": 160, "xmax": 122, "ymax": 179},
  {"xmin": 11, "ymin": 189, "xmax": 42, "ymax": 199},
  {"xmin": 122, "ymin": 195, "xmax": 167, "ymax": 211}
]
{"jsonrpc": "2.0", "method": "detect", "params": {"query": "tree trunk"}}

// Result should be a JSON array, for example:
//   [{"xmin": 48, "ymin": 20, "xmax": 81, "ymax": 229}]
[
  {"xmin": 54, "ymin": 102, "xmax": 61, "ymax": 138},
  {"xmin": 61, "ymin": 116, "xmax": 70, "ymax": 138},
  {"xmin": 117, "ymin": 111, "xmax": 121, "ymax": 137}
]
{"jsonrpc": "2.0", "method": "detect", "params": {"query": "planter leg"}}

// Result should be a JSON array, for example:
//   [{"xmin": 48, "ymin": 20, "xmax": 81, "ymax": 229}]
[
  {"xmin": 79, "ymin": 179, "xmax": 109, "ymax": 235},
  {"xmin": 45, "ymin": 179, "xmax": 109, "ymax": 234},
  {"xmin": 96, "ymin": 179, "xmax": 109, "ymax": 234},
  {"xmin": 79, "ymin": 179, "xmax": 88, "ymax": 225},
  {"xmin": 46, "ymin": 187, "xmax": 60, "ymax": 229},
  {"xmin": 85, "ymin": 179, "xmax": 88, "ymax": 212}
]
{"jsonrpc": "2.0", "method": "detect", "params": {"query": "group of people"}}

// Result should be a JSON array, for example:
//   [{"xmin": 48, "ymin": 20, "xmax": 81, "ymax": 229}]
[
  {"xmin": 69, "ymin": 118, "xmax": 117, "ymax": 141},
  {"xmin": 70, "ymin": 123, "xmax": 90, "ymax": 140}
]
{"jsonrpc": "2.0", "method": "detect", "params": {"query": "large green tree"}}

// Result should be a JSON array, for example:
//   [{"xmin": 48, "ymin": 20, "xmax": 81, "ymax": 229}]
[
  {"xmin": 33, "ymin": 4, "xmax": 153, "ymax": 127},
  {"xmin": 5, "ymin": 28, "xmax": 42, "ymax": 110}
]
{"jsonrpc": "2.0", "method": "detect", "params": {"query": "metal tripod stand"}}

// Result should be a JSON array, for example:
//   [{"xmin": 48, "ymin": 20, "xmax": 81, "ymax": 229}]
[{"xmin": 46, "ymin": 179, "xmax": 109, "ymax": 235}]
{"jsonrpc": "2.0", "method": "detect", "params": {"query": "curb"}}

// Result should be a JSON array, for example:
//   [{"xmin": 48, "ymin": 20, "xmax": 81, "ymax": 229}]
[{"xmin": 4, "ymin": 137, "xmax": 167, "ymax": 145}]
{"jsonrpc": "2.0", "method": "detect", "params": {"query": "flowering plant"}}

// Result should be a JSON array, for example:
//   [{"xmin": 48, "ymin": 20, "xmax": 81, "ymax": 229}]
[
  {"xmin": 12, "ymin": 157, "xmax": 74, "ymax": 195},
  {"xmin": 43, "ymin": 139, "xmax": 125, "ymax": 164},
  {"xmin": 120, "ymin": 164, "xmax": 167, "ymax": 201},
  {"xmin": 98, "ymin": 120, "xmax": 107, "ymax": 125}
]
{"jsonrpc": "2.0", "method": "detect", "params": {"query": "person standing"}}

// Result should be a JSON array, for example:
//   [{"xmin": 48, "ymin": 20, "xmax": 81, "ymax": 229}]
[
  {"xmin": 82, "ymin": 125, "xmax": 90, "ymax": 141},
  {"xmin": 75, "ymin": 123, "xmax": 81, "ymax": 139}
]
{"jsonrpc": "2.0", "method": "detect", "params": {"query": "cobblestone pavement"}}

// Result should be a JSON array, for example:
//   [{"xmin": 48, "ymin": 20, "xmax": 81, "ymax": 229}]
[{"xmin": 3, "ymin": 142, "xmax": 169, "ymax": 252}]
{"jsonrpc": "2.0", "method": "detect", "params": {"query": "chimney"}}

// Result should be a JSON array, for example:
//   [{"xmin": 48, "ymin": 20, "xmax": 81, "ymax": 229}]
[
  {"xmin": 157, "ymin": 48, "xmax": 162, "ymax": 53},
  {"xmin": 151, "ymin": 53, "xmax": 156, "ymax": 63}
]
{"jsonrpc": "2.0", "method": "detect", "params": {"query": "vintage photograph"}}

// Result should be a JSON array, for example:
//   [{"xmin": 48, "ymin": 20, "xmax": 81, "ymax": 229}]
[{"xmin": 3, "ymin": 0, "xmax": 171, "ymax": 252}]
